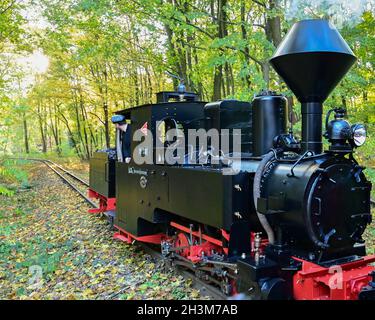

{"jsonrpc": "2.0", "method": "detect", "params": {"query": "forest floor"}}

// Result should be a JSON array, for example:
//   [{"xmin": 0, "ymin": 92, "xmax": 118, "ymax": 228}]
[{"xmin": 0, "ymin": 161, "xmax": 204, "ymax": 300}]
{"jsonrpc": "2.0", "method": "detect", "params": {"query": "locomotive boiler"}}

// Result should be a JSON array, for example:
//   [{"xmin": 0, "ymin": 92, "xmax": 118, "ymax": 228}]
[{"xmin": 88, "ymin": 19, "xmax": 375, "ymax": 300}]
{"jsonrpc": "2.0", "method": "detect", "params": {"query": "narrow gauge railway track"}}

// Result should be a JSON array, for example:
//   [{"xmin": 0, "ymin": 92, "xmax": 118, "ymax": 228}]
[
  {"xmin": 2, "ymin": 157, "xmax": 227, "ymax": 300},
  {"xmin": 42, "ymin": 160, "xmax": 97, "ymax": 208},
  {"xmin": 140, "ymin": 244, "xmax": 228, "ymax": 300},
  {"xmin": 3, "ymin": 157, "xmax": 96, "ymax": 207}
]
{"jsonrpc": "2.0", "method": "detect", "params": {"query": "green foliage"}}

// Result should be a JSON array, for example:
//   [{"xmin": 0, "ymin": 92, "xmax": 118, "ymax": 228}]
[
  {"xmin": 0, "ymin": 1, "xmax": 26, "ymax": 48},
  {"xmin": 0, "ymin": 185, "xmax": 15, "ymax": 197},
  {"xmin": 14, "ymin": 238, "xmax": 71, "ymax": 275},
  {"xmin": 0, "ymin": 160, "xmax": 29, "ymax": 193},
  {"xmin": 0, "ymin": 0, "xmax": 373, "ymax": 173},
  {"xmin": 365, "ymin": 168, "xmax": 375, "ymax": 198}
]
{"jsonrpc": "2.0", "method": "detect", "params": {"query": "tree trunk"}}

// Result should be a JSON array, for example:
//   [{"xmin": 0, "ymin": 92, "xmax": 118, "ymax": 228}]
[
  {"xmin": 79, "ymin": 91, "xmax": 91, "ymax": 158},
  {"xmin": 103, "ymin": 65, "xmax": 110, "ymax": 149},
  {"xmin": 240, "ymin": 0, "xmax": 251, "ymax": 88},
  {"xmin": 263, "ymin": 0, "xmax": 282, "ymax": 89},
  {"xmin": 341, "ymin": 96, "xmax": 347, "ymax": 109},
  {"xmin": 22, "ymin": 112, "xmax": 29, "ymax": 154},
  {"xmin": 261, "ymin": 62, "xmax": 270, "ymax": 89},
  {"xmin": 89, "ymin": 63, "xmax": 110, "ymax": 149},
  {"xmin": 58, "ymin": 109, "xmax": 82, "ymax": 158},
  {"xmin": 363, "ymin": 91, "xmax": 368, "ymax": 101},
  {"xmin": 50, "ymin": 102, "xmax": 61, "ymax": 155},
  {"xmin": 163, "ymin": 0, "xmax": 189, "ymax": 88},
  {"xmin": 37, "ymin": 101, "xmax": 47, "ymax": 153},
  {"xmin": 213, "ymin": 65, "xmax": 223, "ymax": 100},
  {"xmin": 103, "ymin": 101, "xmax": 110, "ymax": 149},
  {"xmin": 212, "ymin": 0, "xmax": 228, "ymax": 100},
  {"xmin": 265, "ymin": 0, "xmax": 282, "ymax": 47}
]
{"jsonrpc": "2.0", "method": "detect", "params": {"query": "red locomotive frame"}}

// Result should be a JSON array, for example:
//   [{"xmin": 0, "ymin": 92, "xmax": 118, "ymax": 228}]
[
  {"xmin": 88, "ymin": 189, "xmax": 116, "ymax": 214},
  {"xmin": 293, "ymin": 255, "xmax": 375, "ymax": 300}
]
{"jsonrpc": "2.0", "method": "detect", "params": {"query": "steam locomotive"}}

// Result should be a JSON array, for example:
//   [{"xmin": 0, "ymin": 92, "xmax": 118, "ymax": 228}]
[{"xmin": 88, "ymin": 19, "xmax": 375, "ymax": 300}]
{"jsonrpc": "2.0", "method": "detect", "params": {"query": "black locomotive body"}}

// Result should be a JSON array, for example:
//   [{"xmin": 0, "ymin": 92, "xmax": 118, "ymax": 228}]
[
  {"xmin": 88, "ymin": 19, "xmax": 375, "ymax": 300},
  {"xmin": 113, "ymin": 96, "xmax": 276, "ymax": 239},
  {"xmin": 258, "ymin": 154, "xmax": 371, "ymax": 258}
]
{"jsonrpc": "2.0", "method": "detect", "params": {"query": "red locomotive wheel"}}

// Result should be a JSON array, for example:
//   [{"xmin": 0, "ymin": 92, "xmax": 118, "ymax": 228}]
[{"xmin": 174, "ymin": 232, "xmax": 191, "ymax": 258}]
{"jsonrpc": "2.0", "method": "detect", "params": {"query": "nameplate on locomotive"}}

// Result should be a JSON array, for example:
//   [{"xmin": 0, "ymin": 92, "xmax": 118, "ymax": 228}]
[{"xmin": 128, "ymin": 167, "xmax": 148, "ymax": 176}]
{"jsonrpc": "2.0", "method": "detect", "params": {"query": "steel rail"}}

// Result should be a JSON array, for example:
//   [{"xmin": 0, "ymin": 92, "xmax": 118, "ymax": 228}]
[
  {"xmin": 42, "ymin": 161, "xmax": 97, "ymax": 208},
  {"xmin": 43, "ymin": 160, "xmax": 89, "ymax": 186},
  {"xmin": 2, "ymin": 157, "xmax": 95, "ymax": 207},
  {"xmin": 140, "ymin": 244, "xmax": 227, "ymax": 300}
]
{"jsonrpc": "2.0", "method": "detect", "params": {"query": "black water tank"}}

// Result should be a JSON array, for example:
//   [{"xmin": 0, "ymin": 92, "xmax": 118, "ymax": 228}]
[
  {"xmin": 252, "ymin": 91, "xmax": 287, "ymax": 156},
  {"xmin": 204, "ymin": 100, "xmax": 252, "ymax": 154}
]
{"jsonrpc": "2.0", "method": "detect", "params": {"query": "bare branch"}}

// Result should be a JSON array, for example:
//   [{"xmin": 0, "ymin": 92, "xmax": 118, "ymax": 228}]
[
  {"xmin": 88, "ymin": 112, "xmax": 105, "ymax": 125},
  {"xmin": 251, "ymin": 0, "xmax": 267, "ymax": 8},
  {"xmin": 0, "ymin": 0, "xmax": 17, "ymax": 15}
]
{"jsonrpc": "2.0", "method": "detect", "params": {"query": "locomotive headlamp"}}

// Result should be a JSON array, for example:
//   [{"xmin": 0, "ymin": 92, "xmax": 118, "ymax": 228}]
[
  {"xmin": 324, "ymin": 108, "xmax": 353, "ymax": 153},
  {"xmin": 177, "ymin": 80, "xmax": 186, "ymax": 101},
  {"xmin": 351, "ymin": 124, "xmax": 366, "ymax": 147}
]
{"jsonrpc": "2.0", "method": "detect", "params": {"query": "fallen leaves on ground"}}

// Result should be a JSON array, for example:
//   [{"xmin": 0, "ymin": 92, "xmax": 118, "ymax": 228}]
[{"xmin": 0, "ymin": 162, "xmax": 206, "ymax": 300}]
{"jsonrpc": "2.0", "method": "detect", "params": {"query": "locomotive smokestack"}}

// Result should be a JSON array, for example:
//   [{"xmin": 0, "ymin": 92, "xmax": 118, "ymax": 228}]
[{"xmin": 270, "ymin": 19, "xmax": 356, "ymax": 154}]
